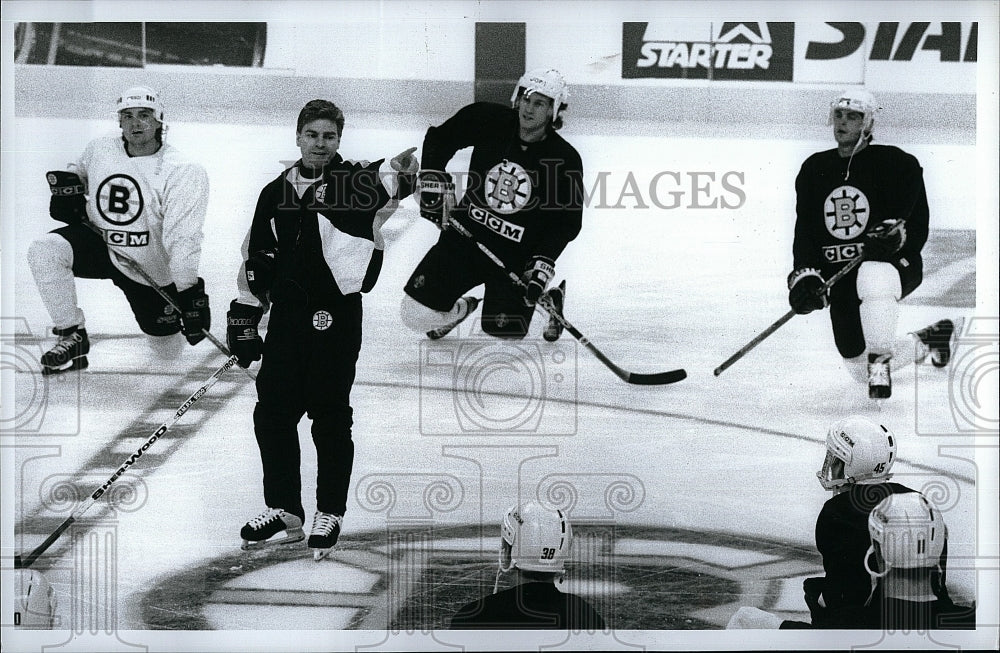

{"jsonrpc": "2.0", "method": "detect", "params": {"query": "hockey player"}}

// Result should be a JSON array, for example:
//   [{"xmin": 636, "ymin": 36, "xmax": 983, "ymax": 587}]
[
  {"xmin": 227, "ymin": 99, "xmax": 417, "ymax": 560},
  {"xmin": 448, "ymin": 501, "xmax": 605, "ymax": 630},
  {"xmin": 401, "ymin": 68, "xmax": 584, "ymax": 341},
  {"xmin": 809, "ymin": 415, "xmax": 923, "ymax": 620},
  {"xmin": 28, "ymin": 86, "xmax": 211, "ymax": 374},
  {"xmin": 728, "ymin": 492, "xmax": 975, "ymax": 629},
  {"xmin": 787, "ymin": 88, "xmax": 957, "ymax": 399}
]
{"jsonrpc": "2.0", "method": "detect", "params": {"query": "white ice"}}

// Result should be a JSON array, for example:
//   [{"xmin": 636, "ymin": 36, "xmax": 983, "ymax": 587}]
[{"xmin": 5, "ymin": 113, "xmax": 985, "ymax": 638}]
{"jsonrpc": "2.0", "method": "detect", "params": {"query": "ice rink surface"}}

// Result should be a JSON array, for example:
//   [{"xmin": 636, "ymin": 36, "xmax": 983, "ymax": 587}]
[{"xmin": 3, "ymin": 109, "xmax": 993, "ymax": 649}]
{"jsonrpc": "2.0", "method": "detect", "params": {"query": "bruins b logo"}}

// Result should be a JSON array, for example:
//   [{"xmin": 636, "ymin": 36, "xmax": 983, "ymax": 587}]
[
  {"xmin": 485, "ymin": 160, "xmax": 532, "ymax": 215},
  {"xmin": 824, "ymin": 185, "xmax": 870, "ymax": 240}
]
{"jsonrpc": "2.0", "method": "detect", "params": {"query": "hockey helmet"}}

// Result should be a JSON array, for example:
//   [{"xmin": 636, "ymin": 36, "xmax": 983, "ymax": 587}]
[
  {"xmin": 117, "ymin": 85, "xmax": 165, "ymax": 123},
  {"xmin": 828, "ymin": 87, "xmax": 879, "ymax": 136},
  {"xmin": 817, "ymin": 415, "xmax": 896, "ymax": 490},
  {"xmin": 864, "ymin": 492, "xmax": 947, "ymax": 578},
  {"xmin": 14, "ymin": 569, "xmax": 57, "ymax": 629},
  {"xmin": 499, "ymin": 500, "xmax": 573, "ymax": 574},
  {"xmin": 510, "ymin": 68, "xmax": 569, "ymax": 122}
]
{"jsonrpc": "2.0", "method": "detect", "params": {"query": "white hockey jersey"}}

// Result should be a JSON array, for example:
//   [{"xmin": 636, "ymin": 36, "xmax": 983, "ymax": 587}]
[{"xmin": 76, "ymin": 135, "xmax": 209, "ymax": 290}]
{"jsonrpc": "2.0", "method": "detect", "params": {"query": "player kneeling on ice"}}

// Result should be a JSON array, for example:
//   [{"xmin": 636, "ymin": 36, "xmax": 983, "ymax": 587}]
[
  {"xmin": 28, "ymin": 86, "xmax": 211, "ymax": 374},
  {"xmin": 788, "ymin": 88, "xmax": 959, "ymax": 400},
  {"xmin": 448, "ymin": 501, "xmax": 605, "ymax": 630},
  {"xmin": 728, "ymin": 492, "xmax": 975, "ymax": 629},
  {"xmin": 401, "ymin": 68, "xmax": 584, "ymax": 342},
  {"xmin": 227, "ymin": 99, "xmax": 417, "ymax": 560}
]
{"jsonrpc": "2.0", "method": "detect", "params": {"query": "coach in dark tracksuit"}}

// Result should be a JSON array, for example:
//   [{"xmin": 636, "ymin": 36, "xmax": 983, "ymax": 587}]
[{"xmin": 227, "ymin": 99, "xmax": 416, "ymax": 556}]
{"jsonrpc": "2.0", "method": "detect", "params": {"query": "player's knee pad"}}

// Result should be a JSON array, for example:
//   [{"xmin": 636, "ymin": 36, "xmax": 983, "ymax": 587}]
[
  {"xmin": 146, "ymin": 332, "xmax": 184, "ymax": 360},
  {"xmin": 856, "ymin": 262, "xmax": 901, "ymax": 354},
  {"xmin": 400, "ymin": 295, "xmax": 451, "ymax": 332},
  {"xmin": 856, "ymin": 261, "xmax": 902, "ymax": 301},
  {"xmin": 27, "ymin": 233, "xmax": 73, "ymax": 279}
]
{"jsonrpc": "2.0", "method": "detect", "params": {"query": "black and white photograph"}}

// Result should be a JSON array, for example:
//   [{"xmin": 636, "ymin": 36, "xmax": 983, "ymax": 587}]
[{"xmin": 2, "ymin": 1, "xmax": 997, "ymax": 651}]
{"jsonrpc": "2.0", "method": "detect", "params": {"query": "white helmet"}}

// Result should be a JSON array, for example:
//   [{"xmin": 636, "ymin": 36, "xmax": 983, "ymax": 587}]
[
  {"xmin": 14, "ymin": 569, "xmax": 57, "ymax": 629},
  {"xmin": 117, "ymin": 85, "xmax": 165, "ymax": 123},
  {"xmin": 510, "ymin": 68, "xmax": 569, "ymax": 122},
  {"xmin": 864, "ymin": 492, "xmax": 947, "ymax": 579},
  {"xmin": 817, "ymin": 416, "xmax": 896, "ymax": 490},
  {"xmin": 828, "ymin": 87, "xmax": 879, "ymax": 136},
  {"xmin": 499, "ymin": 500, "xmax": 573, "ymax": 574}
]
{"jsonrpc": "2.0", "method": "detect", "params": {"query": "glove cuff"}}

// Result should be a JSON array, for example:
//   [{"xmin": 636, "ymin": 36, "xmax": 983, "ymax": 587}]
[{"xmin": 787, "ymin": 267, "xmax": 823, "ymax": 290}]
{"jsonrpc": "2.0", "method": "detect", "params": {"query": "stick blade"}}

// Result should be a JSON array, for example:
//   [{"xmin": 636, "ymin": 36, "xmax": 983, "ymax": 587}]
[{"xmin": 626, "ymin": 368, "xmax": 687, "ymax": 385}]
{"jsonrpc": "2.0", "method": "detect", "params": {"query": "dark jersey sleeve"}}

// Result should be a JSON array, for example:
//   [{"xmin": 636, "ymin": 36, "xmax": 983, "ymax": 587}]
[
  {"xmin": 234, "ymin": 176, "xmax": 284, "ymax": 306},
  {"xmin": 421, "ymin": 102, "xmax": 516, "ymax": 170},
  {"xmin": 315, "ymin": 158, "xmax": 391, "ymax": 239},
  {"xmin": 792, "ymin": 155, "xmax": 824, "ymax": 270},
  {"xmin": 533, "ymin": 144, "xmax": 584, "ymax": 262},
  {"xmin": 246, "ymin": 178, "xmax": 281, "ymax": 257},
  {"xmin": 891, "ymin": 149, "xmax": 929, "ymax": 260}
]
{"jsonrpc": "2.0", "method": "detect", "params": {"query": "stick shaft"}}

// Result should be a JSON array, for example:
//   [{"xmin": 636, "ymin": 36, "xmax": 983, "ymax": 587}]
[
  {"xmin": 446, "ymin": 216, "xmax": 684, "ymax": 385},
  {"xmin": 15, "ymin": 356, "xmax": 238, "ymax": 569},
  {"xmin": 80, "ymin": 221, "xmax": 254, "ymax": 379},
  {"xmin": 713, "ymin": 254, "xmax": 867, "ymax": 376}
]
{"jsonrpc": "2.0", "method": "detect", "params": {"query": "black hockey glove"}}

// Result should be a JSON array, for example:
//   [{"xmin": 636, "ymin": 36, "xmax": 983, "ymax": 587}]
[
  {"xmin": 787, "ymin": 267, "xmax": 828, "ymax": 315},
  {"xmin": 418, "ymin": 170, "xmax": 455, "ymax": 228},
  {"xmin": 523, "ymin": 255, "xmax": 555, "ymax": 306},
  {"xmin": 245, "ymin": 249, "xmax": 276, "ymax": 298},
  {"xmin": 177, "ymin": 278, "xmax": 211, "ymax": 345},
  {"xmin": 46, "ymin": 170, "xmax": 87, "ymax": 225},
  {"xmin": 863, "ymin": 219, "xmax": 906, "ymax": 260},
  {"xmin": 227, "ymin": 301, "xmax": 264, "ymax": 368}
]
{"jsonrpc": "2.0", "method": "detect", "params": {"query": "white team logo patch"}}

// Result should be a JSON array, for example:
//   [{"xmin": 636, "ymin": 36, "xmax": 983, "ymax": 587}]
[
  {"xmin": 96, "ymin": 174, "xmax": 144, "ymax": 226},
  {"xmin": 314, "ymin": 183, "xmax": 327, "ymax": 204},
  {"xmin": 485, "ymin": 159, "xmax": 532, "ymax": 214},
  {"xmin": 824, "ymin": 185, "xmax": 870, "ymax": 240},
  {"xmin": 312, "ymin": 310, "xmax": 333, "ymax": 330}
]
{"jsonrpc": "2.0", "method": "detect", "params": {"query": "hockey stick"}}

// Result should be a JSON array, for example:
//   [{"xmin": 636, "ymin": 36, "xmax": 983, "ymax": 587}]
[
  {"xmin": 713, "ymin": 253, "xmax": 866, "ymax": 377},
  {"xmin": 79, "ymin": 220, "xmax": 255, "ymax": 380},
  {"xmin": 442, "ymin": 211, "xmax": 686, "ymax": 385},
  {"xmin": 14, "ymin": 355, "xmax": 239, "ymax": 570}
]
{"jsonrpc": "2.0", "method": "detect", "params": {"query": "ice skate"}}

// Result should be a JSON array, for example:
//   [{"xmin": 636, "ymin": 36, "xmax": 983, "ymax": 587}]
[
  {"xmin": 913, "ymin": 318, "xmax": 961, "ymax": 368},
  {"xmin": 40, "ymin": 326, "xmax": 89, "ymax": 376},
  {"xmin": 542, "ymin": 280, "xmax": 566, "ymax": 342},
  {"xmin": 427, "ymin": 296, "xmax": 480, "ymax": 340},
  {"xmin": 867, "ymin": 353, "xmax": 892, "ymax": 400},
  {"xmin": 240, "ymin": 508, "xmax": 304, "ymax": 550},
  {"xmin": 308, "ymin": 511, "xmax": 343, "ymax": 561}
]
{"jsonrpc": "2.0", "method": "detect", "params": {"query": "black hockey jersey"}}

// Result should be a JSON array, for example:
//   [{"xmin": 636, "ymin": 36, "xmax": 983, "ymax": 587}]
[
  {"xmin": 814, "ymin": 482, "xmax": 917, "ymax": 613},
  {"xmin": 793, "ymin": 144, "xmax": 929, "ymax": 281},
  {"xmin": 448, "ymin": 582, "xmax": 606, "ymax": 630},
  {"xmin": 422, "ymin": 102, "xmax": 584, "ymax": 266}
]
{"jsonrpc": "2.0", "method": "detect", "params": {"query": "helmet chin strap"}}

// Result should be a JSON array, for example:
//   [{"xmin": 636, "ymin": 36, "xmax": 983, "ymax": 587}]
[
  {"xmin": 863, "ymin": 544, "xmax": 889, "ymax": 605},
  {"xmin": 844, "ymin": 131, "xmax": 867, "ymax": 182}
]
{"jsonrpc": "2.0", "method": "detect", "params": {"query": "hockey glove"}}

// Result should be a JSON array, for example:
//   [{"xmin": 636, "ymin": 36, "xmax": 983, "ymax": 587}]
[
  {"xmin": 418, "ymin": 170, "xmax": 455, "ymax": 229},
  {"xmin": 227, "ymin": 301, "xmax": 264, "ymax": 368},
  {"xmin": 523, "ymin": 255, "xmax": 555, "ymax": 306},
  {"xmin": 46, "ymin": 170, "xmax": 87, "ymax": 225},
  {"xmin": 245, "ymin": 249, "xmax": 277, "ymax": 298},
  {"xmin": 863, "ymin": 219, "xmax": 906, "ymax": 260},
  {"xmin": 177, "ymin": 278, "xmax": 211, "ymax": 345},
  {"xmin": 787, "ymin": 267, "xmax": 828, "ymax": 315}
]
